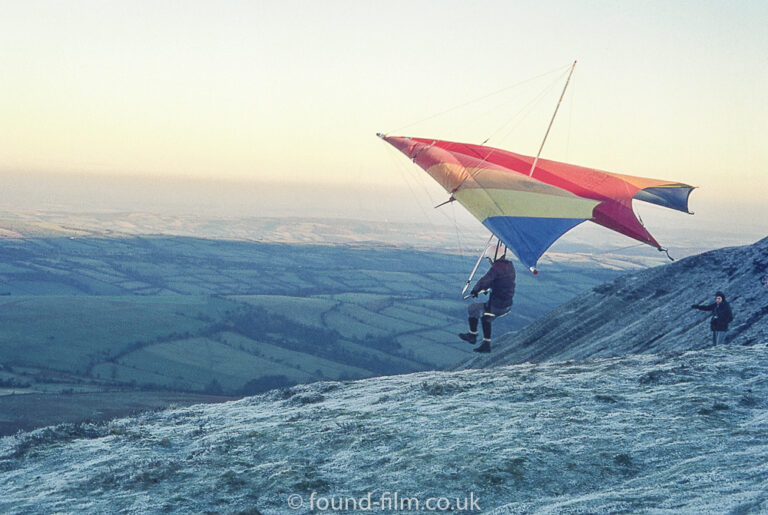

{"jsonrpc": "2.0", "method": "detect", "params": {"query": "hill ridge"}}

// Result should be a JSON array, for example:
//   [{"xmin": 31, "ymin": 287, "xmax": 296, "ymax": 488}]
[{"xmin": 458, "ymin": 236, "xmax": 768, "ymax": 369}]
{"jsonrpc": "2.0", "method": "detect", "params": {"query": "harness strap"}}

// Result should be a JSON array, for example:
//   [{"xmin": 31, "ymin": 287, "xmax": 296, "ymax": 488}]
[{"xmin": 483, "ymin": 308, "xmax": 511, "ymax": 319}]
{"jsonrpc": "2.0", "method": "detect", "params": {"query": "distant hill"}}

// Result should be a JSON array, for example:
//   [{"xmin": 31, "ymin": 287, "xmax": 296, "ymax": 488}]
[
  {"xmin": 458, "ymin": 237, "xmax": 768, "ymax": 369},
  {"xmin": 1, "ymin": 209, "xmax": 683, "ymax": 263}
]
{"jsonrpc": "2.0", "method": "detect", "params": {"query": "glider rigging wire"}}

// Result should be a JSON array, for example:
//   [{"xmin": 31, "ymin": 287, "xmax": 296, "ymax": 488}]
[
  {"xmin": 385, "ymin": 63, "xmax": 572, "ymax": 137},
  {"xmin": 378, "ymin": 61, "xmax": 693, "ymax": 288}
]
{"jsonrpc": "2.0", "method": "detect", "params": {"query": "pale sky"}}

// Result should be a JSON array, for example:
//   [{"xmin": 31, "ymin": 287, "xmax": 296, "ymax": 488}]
[{"xmin": 1, "ymin": 1, "xmax": 766, "ymax": 242}]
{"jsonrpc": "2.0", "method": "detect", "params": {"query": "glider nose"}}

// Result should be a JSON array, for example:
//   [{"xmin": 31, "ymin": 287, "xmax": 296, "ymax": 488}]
[{"xmin": 377, "ymin": 134, "xmax": 420, "ymax": 160}]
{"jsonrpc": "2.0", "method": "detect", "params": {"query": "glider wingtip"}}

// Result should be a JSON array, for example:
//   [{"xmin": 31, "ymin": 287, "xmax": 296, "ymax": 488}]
[{"xmin": 658, "ymin": 247, "xmax": 675, "ymax": 261}]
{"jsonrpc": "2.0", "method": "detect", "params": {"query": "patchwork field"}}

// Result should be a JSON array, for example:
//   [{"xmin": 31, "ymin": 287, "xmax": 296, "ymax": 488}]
[{"xmin": 0, "ymin": 216, "xmax": 632, "ymax": 433}]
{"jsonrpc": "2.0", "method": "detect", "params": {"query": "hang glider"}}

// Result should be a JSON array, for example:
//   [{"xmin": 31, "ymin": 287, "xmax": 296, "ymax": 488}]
[{"xmin": 378, "ymin": 134, "xmax": 695, "ymax": 270}]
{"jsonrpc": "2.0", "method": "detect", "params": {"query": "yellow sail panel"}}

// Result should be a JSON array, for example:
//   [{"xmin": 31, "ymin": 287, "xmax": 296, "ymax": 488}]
[{"xmin": 454, "ymin": 188, "xmax": 599, "ymax": 221}]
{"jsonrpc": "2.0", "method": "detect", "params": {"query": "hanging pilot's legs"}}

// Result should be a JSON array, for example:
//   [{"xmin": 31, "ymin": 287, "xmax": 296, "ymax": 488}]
[
  {"xmin": 459, "ymin": 317, "xmax": 478, "ymax": 344},
  {"xmin": 460, "ymin": 302, "xmax": 487, "ymax": 344},
  {"xmin": 473, "ymin": 315, "xmax": 492, "ymax": 353}
]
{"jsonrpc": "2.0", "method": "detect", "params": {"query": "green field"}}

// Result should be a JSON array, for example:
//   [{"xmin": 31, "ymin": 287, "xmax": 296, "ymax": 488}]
[
  {"xmin": 0, "ymin": 225, "xmax": 622, "ymax": 411},
  {"xmin": 0, "ymin": 293, "xmax": 465, "ymax": 393}
]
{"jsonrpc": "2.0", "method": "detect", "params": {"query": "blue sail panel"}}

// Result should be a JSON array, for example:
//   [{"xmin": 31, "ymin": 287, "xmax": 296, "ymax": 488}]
[
  {"xmin": 634, "ymin": 186, "xmax": 695, "ymax": 213},
  {"xmin": 483, "ymin": 216, "xmax": 587, "ymax": 269}
]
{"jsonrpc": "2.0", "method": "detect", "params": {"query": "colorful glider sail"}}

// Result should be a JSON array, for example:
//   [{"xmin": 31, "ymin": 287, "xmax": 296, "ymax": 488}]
[{"xmin": 380, "ymin": 135, "xmax": 695, "ymax": 269}]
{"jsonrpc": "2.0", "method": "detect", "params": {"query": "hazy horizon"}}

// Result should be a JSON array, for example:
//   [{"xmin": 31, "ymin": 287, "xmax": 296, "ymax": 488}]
[
  {"xmin": 1, "ymin": 170, "xmax": 764, "ymax": 258},
  {"xmin": 2, "ymin": 1, "xmax": 766, "ymax": 256}
]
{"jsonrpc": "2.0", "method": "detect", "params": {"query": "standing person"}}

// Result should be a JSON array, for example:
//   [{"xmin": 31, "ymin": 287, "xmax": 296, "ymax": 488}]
[
  {"xmin": 459, "ymin": 248, "xmax": 516, "ymax": 353},
  {"xmin": 692, "ymin": 291, "xmax": 734, "ymax": 345}
]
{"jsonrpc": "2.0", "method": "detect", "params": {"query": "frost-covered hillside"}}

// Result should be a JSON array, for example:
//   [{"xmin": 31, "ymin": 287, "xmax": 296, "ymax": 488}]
[
  {"xmin": 461, "ymin": 236, "xmax": 768, "ymax": 369},
  {"xmin": 2, "ymin": 344, "xmax": 767, "ymax": 514}
]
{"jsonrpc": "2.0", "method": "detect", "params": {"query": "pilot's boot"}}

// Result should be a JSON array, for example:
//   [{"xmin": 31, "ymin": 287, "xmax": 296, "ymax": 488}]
[{"xmin": 473, "ymin": 339, "xmax": 491, "ymax": 353}]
